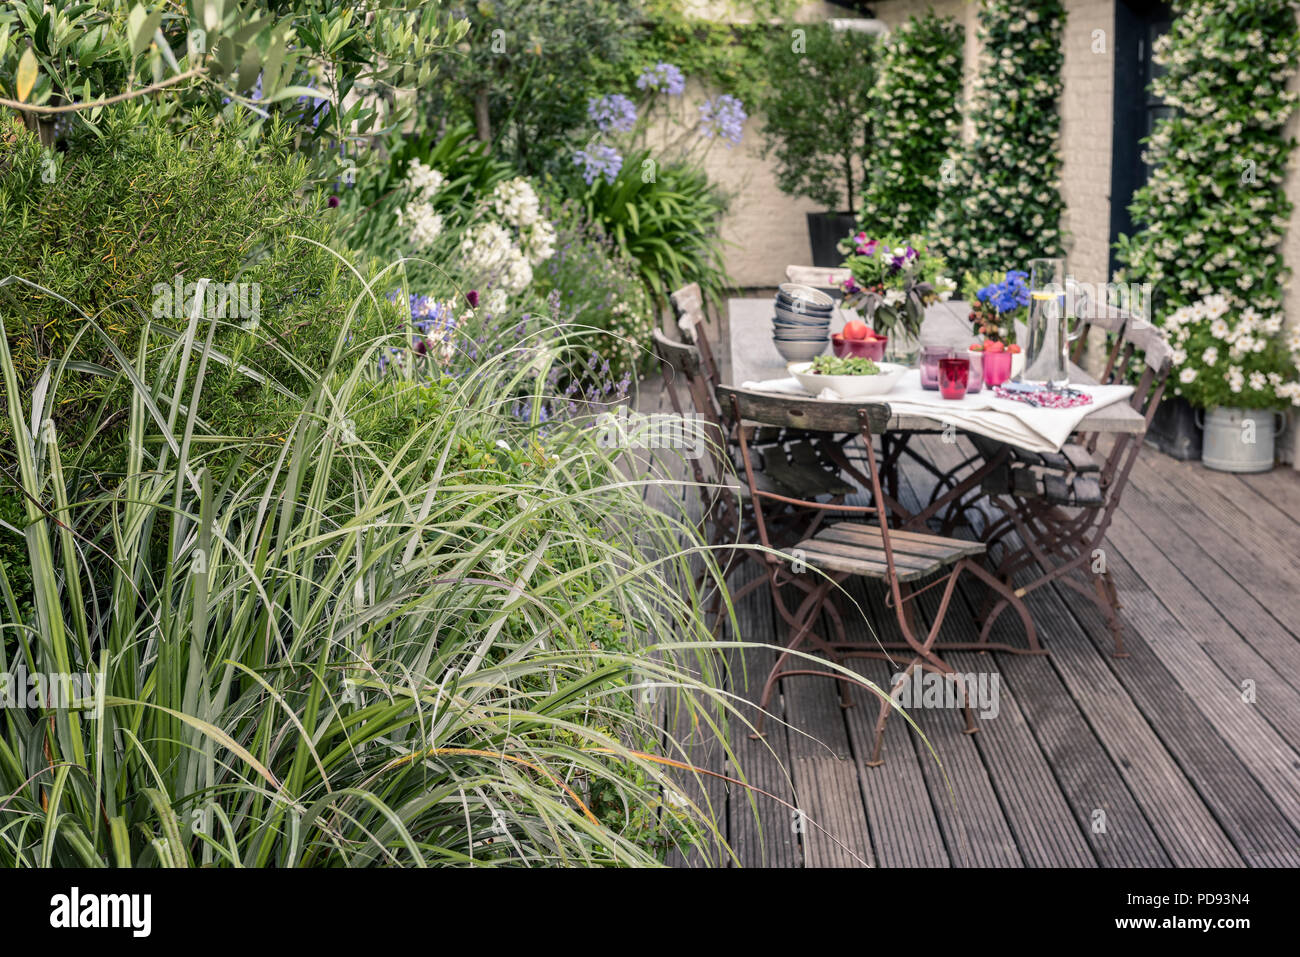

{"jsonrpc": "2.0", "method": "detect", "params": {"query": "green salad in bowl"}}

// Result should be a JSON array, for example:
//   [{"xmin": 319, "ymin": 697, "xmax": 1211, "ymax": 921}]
[{"xmin": 808, "ymin": 355, "xmax": 881, "ymax": 376}]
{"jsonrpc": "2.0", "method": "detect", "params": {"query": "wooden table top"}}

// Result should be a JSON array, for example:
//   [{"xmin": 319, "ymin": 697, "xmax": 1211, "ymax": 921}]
[{"xmin": 726, "ymin": 298, "xmax": 1147, "ymax": 436}]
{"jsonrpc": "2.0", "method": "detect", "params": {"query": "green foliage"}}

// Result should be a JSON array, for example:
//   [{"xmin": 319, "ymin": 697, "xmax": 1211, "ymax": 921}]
[
  {"xmin": 616, "ymin": 0, "xmax": 782, "ymax": 109},
  {"xmin": 0, "ymin": 108, "xmax": 388, "ymax": 470},
  {"xmin": 857, "ymin": 12, "xmax": 963, "ymax": 237},
  {"xmin": 0, "ymin": 1, "xmax": 458, "ymax": 120},
  {"xmin": 1112, "ymin": 0, "xmax": 1300, "ymax": 325},
  {"xmin": 579, "ymin": 149, "xmax": 730, "ymax": 311},
  {"xmin": 757, "ymin": 23, "xmax": 879, "ymax": 212},
  {"xmin": 0, "ymin": 285, "xmax": 740, "ymax": 864},
  {"xmin": 931, "ymin": 0, "xmax": 1066, "ymax": 276},
  {"xmin": 537, "ymin": 202, "xmax": 657, "ymax": 378},
  {"xmin": 420, "ymin": 0, "xmax": 640, "ymax": 178}
]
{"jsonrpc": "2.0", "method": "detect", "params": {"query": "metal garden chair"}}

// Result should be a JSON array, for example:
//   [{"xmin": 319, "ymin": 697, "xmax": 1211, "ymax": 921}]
[
  {"xmin": 718, "ymin": 386, "xmax": 1039, "ymax": 766},
  {"xmin": 974, "ymin": 315, "xmax": 1174, "ymax": 657}
]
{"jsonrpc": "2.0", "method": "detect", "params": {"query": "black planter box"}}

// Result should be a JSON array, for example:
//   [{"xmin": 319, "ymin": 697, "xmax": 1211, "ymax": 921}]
[
  {"xmin": 1145, "ymin": 394, "xmax": 1202, "ymax": 461},
  {"xmin": 806, "ymin": 211, "xmax": 858, "ymax": 268}
]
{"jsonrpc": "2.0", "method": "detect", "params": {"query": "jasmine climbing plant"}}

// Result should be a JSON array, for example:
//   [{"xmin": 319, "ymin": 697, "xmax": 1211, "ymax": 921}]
[
  {"xmin": 857, "ymin": 12, "xmax": 963, "ymax": 238},
  {"xmin": 1112, "ymin": 0, "xmax": 1300, "ymax": 324},
  {"xmin": 930, "ymin": 0, "xmax": 1066, "ymax": 276}
]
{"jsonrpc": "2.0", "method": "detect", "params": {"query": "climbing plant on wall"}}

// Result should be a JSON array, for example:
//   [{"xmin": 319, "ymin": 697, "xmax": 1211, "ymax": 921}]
[
  {"xmin": 857, "ymin": 11, "xmax": 963, "ymax": 238},
  {"xmin": 1112, "ymin": 0, "xmax": 1300, "ymax": 322},
  {"xmin": 930, "ymin": 0, "xmax": 1066, "ymax": 277}
]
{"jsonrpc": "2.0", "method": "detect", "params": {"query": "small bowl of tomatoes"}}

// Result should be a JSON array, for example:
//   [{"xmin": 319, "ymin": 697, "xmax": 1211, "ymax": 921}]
[{"xmin": 832, "ymin": 320, "xmax": 887, "ymax": 361}]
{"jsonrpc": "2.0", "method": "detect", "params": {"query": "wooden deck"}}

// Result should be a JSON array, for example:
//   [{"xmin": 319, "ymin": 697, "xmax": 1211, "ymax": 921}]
[{"xmin": 633, "ymin": 360, "xmax": 1300, "ymax": 869}]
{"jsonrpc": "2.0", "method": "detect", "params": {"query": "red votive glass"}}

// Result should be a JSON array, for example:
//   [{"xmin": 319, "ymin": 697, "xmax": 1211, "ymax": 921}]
[{"xmin": 938, "ymin": 357, "xmax": 970, "ymax": 399}]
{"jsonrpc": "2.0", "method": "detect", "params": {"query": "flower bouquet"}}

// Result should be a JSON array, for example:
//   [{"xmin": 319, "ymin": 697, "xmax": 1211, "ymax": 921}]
[
  {"xmin": 837, "ymin": 233, "xmax": 956, "ymax": 348},
  {"xmin": 962, "ymin": 269, "xmax": 1029, "ymax": 344}
]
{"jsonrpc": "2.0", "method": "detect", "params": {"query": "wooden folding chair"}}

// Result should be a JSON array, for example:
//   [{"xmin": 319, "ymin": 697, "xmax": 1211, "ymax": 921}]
[
  {"xmin": 718, "ymin": 386, "xmax": 1038, "ymax": 766},
  {"xmin": 975, "ymin": 316, "xmax": 1174, "ymax": 657}
]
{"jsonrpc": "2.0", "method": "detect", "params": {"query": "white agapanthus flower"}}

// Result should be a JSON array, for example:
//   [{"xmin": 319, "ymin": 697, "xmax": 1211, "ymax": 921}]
[
  {"xmin": 485, "ymin": 288, "xmax": 509, "ymax": 315},
  {"xmin": 399, "ymin": 201, "xmax": 444, "ymax": 250},
  {"xmin": 491, "ymin": 178, "xmax": 542, "ymax": 229},
  {"xmin": 521, "ymin": 220, "xmax": 557, "ymax": 265},
  {"xmin": 407, "ymin": 159, "xmax": 445, "ymax": 202},
  {"xmin": 460, "ymin": 221, "xmax": 516, "ymax": 274}
]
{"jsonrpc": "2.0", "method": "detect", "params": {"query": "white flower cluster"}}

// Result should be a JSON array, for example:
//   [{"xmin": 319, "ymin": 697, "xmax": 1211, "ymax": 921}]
[
  {"xmin": 460, "ymin": 221, "xmax": 534, "ymax": 295},
  {"xmin": 491, "ymin": 177, "xmax": 541, "ymax": 228},
  {"xmin": 408, "ymin": 159, "xmax": 446, "ymax": 202},
  {"xmin": 490, "ymin": 178, "xmax": 558, "ymax": 265},
  {"xmin": 1163, "ymin": 293, "xmax": 1300, "ymax": 405},
  {"xmin": 398, "ymin": 159, "xmax": 447, "ymax": 251}
]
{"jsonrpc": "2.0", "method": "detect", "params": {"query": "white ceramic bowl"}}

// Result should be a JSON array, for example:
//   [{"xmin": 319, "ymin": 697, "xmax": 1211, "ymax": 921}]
[{"xmin": 788, "ymin": 361, "xmax": 906, "ymax": 398}]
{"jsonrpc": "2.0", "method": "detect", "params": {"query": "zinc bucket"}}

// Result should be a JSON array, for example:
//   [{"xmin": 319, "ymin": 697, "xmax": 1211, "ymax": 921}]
[{"xmin": 1199, "ymin": 406, "xmax": 1283, "ymax": 473}]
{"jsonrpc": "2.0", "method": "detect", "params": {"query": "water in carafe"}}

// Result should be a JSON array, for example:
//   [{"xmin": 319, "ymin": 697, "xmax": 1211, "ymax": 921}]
[{"xmin": 1022, "ymin": 288, "xmax": 1070, "ymax": 389}]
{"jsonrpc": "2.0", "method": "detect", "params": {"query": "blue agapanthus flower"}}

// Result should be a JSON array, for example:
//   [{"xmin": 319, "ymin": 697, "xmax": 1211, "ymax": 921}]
[
  {"xmin": 588, "ymin": 93, "xmax": 637, "ymax": 133},
  {"xmin": 697, "ymin": 94, "xmax": 746, "ymax": 147},
  {"xmin": 977, "ymin": 270, "xmax": 1031, "ymax": 313},
  {"xmin": 636, "ymin": 62, "xmax": 686, "ymax": 96},
  {"xmin": 573, "ymin": 144, "xmax": 624, "ymax": 185},
  {"xmin": 408, "ymin": 294, "xmax": 457, "ymax": 336}
]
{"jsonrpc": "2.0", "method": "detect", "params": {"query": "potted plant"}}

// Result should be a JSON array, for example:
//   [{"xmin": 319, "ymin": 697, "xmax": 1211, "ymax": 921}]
[
  {"xmin": 759, "ymin": 23, "xmax": 879, "ymax": 266},
  {"xmin": 1161, "ymin": 294, "xmax": 1300, "ymax": 473},
  {"xmin": 837, "ymin": 233, "xmax": 956, "ymax": 361}
]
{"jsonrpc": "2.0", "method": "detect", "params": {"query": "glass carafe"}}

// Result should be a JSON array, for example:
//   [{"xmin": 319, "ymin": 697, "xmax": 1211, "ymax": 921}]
[{"xmin": 1021, "ymin": 258, "xmax": 1087, "ymax": 389}]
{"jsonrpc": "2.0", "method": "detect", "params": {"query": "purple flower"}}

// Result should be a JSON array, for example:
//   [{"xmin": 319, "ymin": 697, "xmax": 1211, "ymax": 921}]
[
  {"xmin": 697, "ymin": 94, "xmax": 746, "ymax": 147},
  {"xmin": 637, "ymin": 62, "xmax": 686, "ymax": 96},
  {"xmin": 466, "ymin": 289, "xmax": 479, "ymax": 308},
  {"xmin": 588, "ymin": 93, "xmax": 637, "ymax": 133},
  {"xmin": 573, "ymin": 144, "xmax": 624, "ymax": 185},
  {"xmin": 328, "ymin": 195, "xmax": 340, "ymax": 208}
]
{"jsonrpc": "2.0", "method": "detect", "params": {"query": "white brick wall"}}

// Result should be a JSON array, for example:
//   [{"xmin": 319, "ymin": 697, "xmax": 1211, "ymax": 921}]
[{"xmin": 1059, "ymin": 0, "xmax": 1115, "ymax": 288}]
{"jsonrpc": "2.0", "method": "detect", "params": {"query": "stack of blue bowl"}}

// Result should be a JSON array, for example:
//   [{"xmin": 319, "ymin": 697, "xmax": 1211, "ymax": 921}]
[{"xmin": 772, "ymin": 282, "xmax": 834, "ymax": 363}]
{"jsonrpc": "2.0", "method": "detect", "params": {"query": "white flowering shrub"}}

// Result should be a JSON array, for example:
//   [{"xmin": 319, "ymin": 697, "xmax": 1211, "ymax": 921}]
[
  {"xmin": 931, "ymin": 0, "xmax": 1065, "ymax": 276},
  {"xmin": 1112, "ymin": 0, "xmax": 1300, "ymax": 332},
  {"xmin": 1163, "ymin": 295, "xmax": 1300, "ymax": 408},
  {"xmin": 858, "ymin": 12, "xmax": 963, "ymax": 238},
  {"xmin": 395, "ymin": 159, "xmax": 447, "ymax": 251}
]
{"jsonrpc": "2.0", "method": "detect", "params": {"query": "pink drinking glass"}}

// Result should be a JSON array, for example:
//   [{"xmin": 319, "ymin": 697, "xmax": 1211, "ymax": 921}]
[
  {"xmin": 938, "ymin": 358, "xmax": 970, "ymax": 399},
  {"xmin": 983, "ymin": 350, "xmax": 1012, "ymax": 387},
  {"xmin": 920, "ymin": 345, "xmax": 952, "ymax": 391},
  {"xmin": 965, "ymin": 348, "xmax": 984, "ymax": 393}
]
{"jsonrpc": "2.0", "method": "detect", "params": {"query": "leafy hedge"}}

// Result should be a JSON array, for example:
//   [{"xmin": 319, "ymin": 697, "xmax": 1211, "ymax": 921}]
[
  {"xmin": 857, "ymin": 12, "xmax": 964, "ymax": 238},
  {"xmin": 931, "ymin": 0, "xmax": 1066, "ymax": 276},
  {"xmin": 1112, "ymin": 0, "xmax": 1300, "ymax": 320}
]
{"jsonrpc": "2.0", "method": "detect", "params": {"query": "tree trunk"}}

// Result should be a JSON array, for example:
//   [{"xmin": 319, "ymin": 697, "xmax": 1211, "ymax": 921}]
[{"xmin": 474, "ymin": 88, "xmax": 490, "ymax": 143}]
